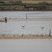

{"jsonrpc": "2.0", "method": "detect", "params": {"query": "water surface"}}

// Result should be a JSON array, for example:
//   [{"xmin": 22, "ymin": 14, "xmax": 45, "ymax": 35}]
[
  {"xmin": 0, "ymin": 39, "xmax": 52, "ymax": 52},
  {"xmin": 0, "ymin": 11, "xmax": 52, "ymax": 35}
]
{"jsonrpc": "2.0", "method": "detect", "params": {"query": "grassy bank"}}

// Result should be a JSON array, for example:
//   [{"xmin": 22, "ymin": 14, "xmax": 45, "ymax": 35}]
[{"xmin": 0, "ymin": 1, "xmax": 52, "ymax": 11}]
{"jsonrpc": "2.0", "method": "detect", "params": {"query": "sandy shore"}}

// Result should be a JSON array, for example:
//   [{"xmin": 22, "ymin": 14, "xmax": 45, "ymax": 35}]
[{"xmin": 0, "ymin": 35, "xmax": 52, "ymax": 39}]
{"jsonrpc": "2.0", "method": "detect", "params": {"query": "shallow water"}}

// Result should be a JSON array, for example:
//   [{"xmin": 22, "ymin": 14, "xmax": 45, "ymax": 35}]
[
  {"xmin": 0, "ymin": 11, "xmax": 52, "ymax": 35},
  {"xmin": 0, "ymin": 39, "xmax": 52, "ymax": 52}
]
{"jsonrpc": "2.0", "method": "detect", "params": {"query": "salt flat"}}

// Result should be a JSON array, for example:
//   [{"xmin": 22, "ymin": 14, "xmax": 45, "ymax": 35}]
[{"xmin": 0, "ymin": 39, "xmax": 52, "ymax": 52}]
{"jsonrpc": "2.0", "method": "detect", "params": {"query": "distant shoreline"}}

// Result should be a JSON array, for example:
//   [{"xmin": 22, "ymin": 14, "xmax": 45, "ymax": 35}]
[{"xmin": 0, "ymin": 10, "xmax": 52, "ymax": 12}]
